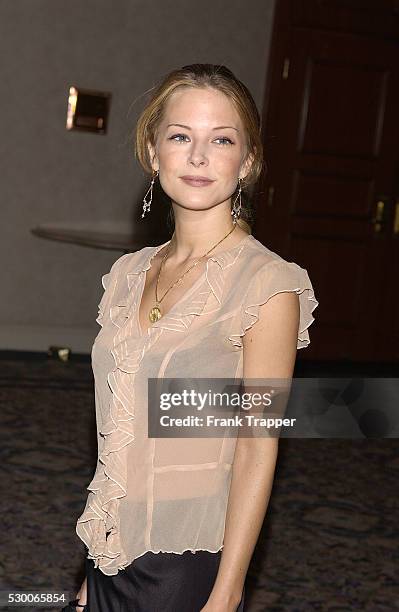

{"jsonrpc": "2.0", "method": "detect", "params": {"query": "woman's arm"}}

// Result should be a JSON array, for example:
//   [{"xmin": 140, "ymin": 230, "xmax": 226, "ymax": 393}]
[
  {"xmin": 74, "ymin": 576, "xmax": 87, "ymax": 610},
  {"xmin": 202, "ymin": 291, "xmax": 300, "ymax": 611}
]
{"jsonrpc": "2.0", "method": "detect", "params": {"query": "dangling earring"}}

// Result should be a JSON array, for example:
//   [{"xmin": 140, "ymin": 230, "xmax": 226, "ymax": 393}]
[
  {"xmin": 231, "ymin": 177, "xmax": 242, "ymax": 224},
  {"xmin": 142, "ymin": 170, "xmax": 159, "ymax": 218}
]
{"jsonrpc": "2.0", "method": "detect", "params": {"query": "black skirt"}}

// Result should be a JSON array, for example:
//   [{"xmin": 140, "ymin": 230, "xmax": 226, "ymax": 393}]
[{"xmin": 85, "ymin": 549, "xmax": 245, "ymax": 611}]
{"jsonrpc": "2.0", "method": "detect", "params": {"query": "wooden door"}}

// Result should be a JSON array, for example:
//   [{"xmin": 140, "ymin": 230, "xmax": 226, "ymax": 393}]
[{"xmin": 254, "ymin": 0, "xmax": 399, "ymax": 362}]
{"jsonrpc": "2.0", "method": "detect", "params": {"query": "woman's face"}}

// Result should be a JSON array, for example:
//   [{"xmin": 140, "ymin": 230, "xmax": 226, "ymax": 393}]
[{"xmin": 148, "ymin": 86, "xmax": 253, "ymax": 213}]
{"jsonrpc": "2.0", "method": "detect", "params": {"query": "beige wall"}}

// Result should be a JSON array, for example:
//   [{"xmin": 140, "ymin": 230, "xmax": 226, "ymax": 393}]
[{"xmin": 0, "ymin": 0, "xmax": 276, "ymax": 353}]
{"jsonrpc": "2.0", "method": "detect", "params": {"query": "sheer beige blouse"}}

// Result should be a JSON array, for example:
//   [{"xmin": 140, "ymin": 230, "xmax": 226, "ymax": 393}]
[{"xmin": 75, "ymin": 233, "xmax": 319, "ymax": 576}]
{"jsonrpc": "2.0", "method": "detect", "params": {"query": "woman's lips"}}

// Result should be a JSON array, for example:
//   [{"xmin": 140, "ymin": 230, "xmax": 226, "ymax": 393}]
[{"xmin": 180, "ymin": 176, "xmax": 215, "ymax": 187}]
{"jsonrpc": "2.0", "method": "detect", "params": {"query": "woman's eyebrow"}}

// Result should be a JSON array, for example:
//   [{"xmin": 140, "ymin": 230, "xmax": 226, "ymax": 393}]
[{"xmin": 167, "ymin": 123, "xmax": 239, "ymax": 132}]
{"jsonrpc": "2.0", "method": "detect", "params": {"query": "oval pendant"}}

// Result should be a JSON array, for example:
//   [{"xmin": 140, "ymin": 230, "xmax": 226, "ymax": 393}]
[{"xmin": 149, "ymin": 305, "xmax": 162, "ymax": 323}]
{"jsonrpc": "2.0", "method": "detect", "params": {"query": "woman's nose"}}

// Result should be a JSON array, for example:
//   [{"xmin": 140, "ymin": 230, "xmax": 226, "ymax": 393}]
[{"xmin": 188, "ymin": 144, "xmax": 209, "ymax": 166}]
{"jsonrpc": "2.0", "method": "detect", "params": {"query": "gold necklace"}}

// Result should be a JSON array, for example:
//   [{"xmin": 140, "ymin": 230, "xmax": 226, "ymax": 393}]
[{"xmin": 148, "ymin": 222, "xmax": 238, "ymax": 323}]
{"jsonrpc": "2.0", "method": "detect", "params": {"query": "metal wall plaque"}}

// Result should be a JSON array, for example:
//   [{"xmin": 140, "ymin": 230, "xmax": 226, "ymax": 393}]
[{"xmin": 66, "ymin": 86, "xmax": 111, "ymax": 133}]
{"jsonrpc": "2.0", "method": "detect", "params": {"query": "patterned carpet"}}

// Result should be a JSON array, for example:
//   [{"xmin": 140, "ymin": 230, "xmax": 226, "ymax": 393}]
[{"xmin": 0, "ymin": 354, "xmax": 397, "ymax": 612}]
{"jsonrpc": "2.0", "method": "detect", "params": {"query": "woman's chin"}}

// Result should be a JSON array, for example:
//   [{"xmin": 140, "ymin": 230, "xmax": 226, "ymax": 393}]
[{"xmin": 171, "ymin": 197, "xmax": 227, "ymax": 213}]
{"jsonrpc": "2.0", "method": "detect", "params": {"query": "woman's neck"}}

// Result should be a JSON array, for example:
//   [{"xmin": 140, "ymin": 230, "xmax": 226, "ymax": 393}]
[{"xmin": 168, "ymin": 218, "xmax": 249, "ymax": 262}]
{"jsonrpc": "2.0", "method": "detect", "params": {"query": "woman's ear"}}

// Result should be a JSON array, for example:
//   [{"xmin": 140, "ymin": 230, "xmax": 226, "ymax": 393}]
[
  {"xmin": 147, "ymin": 142, "xmax": 159, "ymax": 172},
  {"xmin": 239, "ymin": 151, "xmax": 255, "ymax": 181}
]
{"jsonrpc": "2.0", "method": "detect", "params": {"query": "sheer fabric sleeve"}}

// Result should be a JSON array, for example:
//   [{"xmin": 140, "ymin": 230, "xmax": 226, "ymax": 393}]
[
  {"xmin": 95, "ymin": 253, "xmax": 131, "ymax": 327},
  {"xmin": 228, "ymin": 260, "xmax": 319, "ymax": 350}
]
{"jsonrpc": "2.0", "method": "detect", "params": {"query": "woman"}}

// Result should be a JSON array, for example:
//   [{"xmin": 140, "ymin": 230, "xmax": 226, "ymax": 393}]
[{"xmin": 66, "ymin": 63, "xmax": 318, "ymax": 612}]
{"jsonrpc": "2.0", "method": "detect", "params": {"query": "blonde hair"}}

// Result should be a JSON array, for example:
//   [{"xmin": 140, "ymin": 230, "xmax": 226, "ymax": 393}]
[{"xmin": 135, "ymin": 64, "xmax": 264, "ymax": 233}]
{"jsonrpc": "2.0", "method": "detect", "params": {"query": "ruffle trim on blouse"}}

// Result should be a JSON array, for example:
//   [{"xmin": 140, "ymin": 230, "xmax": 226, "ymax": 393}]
[
  {"xmin": 76, "ymin": 340, "xmax": 146, "ymax": 574},
  {"xmin": 95, "ymin": 253, "xmax": 132, "ymax": 328},
  {"xmin": 77, "ymin": 253, "xmax": 157, "ymax": 574},
  {"xmin": 95, "ymin": 272, "xmax": 110, "ymax": 328},
  {"xmin": 77, "ymin": 240, "xmax": 249, "ymax": 575},
  {"xmin": 227, "ymin": 260, "xmax": 319, "ymax": 350}
]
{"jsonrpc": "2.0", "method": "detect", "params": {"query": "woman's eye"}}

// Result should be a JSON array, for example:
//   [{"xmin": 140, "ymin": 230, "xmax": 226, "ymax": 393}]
[
  {"xmin": 169, "ymin": 134, "xmax": 189, "ymax": 143},
  {"xmin": 214, "ymin": 137, "xmax": 234, "ymax": 145}
]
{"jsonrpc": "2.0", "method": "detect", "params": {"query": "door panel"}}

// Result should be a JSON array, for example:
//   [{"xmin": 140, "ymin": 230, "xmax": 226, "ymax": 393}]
[{"xmin": 254, "ymin": 1, "xmax": 399, "ymax": 361}]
